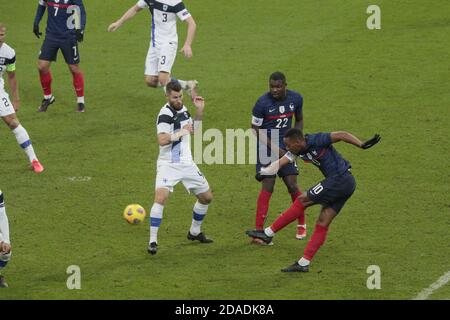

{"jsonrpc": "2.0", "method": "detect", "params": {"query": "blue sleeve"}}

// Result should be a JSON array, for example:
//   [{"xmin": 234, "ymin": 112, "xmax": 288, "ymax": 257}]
[
  {"xmin": 34, "ymin": 3, "xmax": 46, "ymax": 26},
  {"xmin": 75, "ymin": 0, "xmax": 87, "ymax": 30},
  {"xmin": 295, "ymin": 94, "xmax": 303, "ymax": 119},
  {"xmin": 252, "ymin": 99, "xmax": 265, "ymax": 119},
  {"xmin": 312, "ymin": 132, "xmax": 332, "ymax": 147}
]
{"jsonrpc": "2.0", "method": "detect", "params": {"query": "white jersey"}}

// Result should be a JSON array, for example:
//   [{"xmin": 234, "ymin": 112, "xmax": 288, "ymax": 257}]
[
  {"xmin": 137, "ymin": 0, "xmax": 191, "ymax": 46},
  {"xmin": 156, "ymin": 103, "xmax": 193, "ymax": 164},
  {"xmin": 0, "ymin": 43, "xmax": 16, "ymax": 91}
]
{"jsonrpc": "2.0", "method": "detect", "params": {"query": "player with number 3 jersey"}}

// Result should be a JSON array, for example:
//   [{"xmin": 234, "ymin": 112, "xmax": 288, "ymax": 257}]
[{"xmin": 108, "ymin": 0, "xmax": 199, "ymax": 97}]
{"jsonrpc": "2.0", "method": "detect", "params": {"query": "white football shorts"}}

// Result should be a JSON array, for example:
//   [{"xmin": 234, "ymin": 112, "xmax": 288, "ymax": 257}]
[
  {"xmin": 155, "ymin": 162, "xmax": 210, "ymax": 195},
  {"xmin": 145, "ymin": 42, "xmax": 178, "ymax": 76}
]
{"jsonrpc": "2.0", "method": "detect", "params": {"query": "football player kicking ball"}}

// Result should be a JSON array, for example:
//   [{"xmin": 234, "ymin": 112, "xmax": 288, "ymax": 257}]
[
  {"xmin": 148, "ymin": 80, "xmax": 213, "ymax": 255},
  {"xmin": 247, "ymin": 128, "xmax": 381, "ymax": 272},
  {"xmin": 0, "ymin": 24, "xmax": 44, "ymax": 173},
  {"xmin": 0, "ymin": 190, "xmax": 12, "ymax": 288}
]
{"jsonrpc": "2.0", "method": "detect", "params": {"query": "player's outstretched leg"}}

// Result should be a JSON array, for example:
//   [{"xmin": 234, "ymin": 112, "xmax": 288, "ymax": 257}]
[
  {"xmin": 3, "ymin": 115, "xmax": 44, "ymax": 173},
  {"xmin": 246, "ymin": 198, "xmax": 306, "ymax": 244}
]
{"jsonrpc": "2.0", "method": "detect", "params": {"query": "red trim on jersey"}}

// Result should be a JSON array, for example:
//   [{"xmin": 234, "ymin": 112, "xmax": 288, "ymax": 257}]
[
  {"xmin": 47, "ymin": 2, "xmax": 72, "ymax": 9},
  {"xmin": 316, "ymin": 148, "xmax": 328, "ymax": 159},
  {"xmin": 265, "ymin": 112, "xmax": 295, "ymax": 120}
]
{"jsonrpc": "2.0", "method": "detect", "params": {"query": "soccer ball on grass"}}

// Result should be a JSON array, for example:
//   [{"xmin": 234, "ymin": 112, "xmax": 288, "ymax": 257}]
[{"xmin": 123, "ymin": 204, "xmax": 146, "ymax": 224}]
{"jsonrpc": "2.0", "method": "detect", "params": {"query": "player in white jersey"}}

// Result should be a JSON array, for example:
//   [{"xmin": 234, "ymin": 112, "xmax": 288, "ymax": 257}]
[
  {"xmin": 0, "ymin": 24, "xmax": 44, "ymax": 173},
  {"xmin": 0, "ymin": 190, "xmax": 12, "ymax": 288},
  {"xmin": 108, "ymin": 0, "xmax": 198, "ymax": 96},
  {"xmin": 148, "ymin": 80, "xmax": 213, "ymax": 255}
]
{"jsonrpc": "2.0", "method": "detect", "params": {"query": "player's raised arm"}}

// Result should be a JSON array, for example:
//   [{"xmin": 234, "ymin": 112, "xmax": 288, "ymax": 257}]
[
  {"xmin": 180, "ymin": 16, "xmax": 196, "ymax": 58},
  {"xmin": 192, "ymin": 96, "xmax": 204, "ymax": 130},
  {"xmin": 330, "ymin": 131, "xmax": 381, "ymax": 149},
  {"xmin": 33, "ymin": 0, "xmax": 46, "ymax": 38},
  {"xmin": 108, "ymin": 4, "xmax": 143, "ymax": 32}
]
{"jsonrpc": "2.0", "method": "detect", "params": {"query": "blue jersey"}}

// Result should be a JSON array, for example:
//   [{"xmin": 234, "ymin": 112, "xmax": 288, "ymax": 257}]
[
  {"xmin": 252, "ymin": 89, "xmax": 303, "ymax": 148},
  {"xmin": 296, "ymin": 133, "xmax": 351, "ymax": 177},
  {"xmin": 34, "ymin": 0, "xmax": 87, "ymax": 41}
]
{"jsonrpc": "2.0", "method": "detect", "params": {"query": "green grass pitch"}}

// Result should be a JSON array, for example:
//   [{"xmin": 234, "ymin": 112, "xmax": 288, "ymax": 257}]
[{"xmin": 0, "ymin": 0, "xmax": 449, "ymax": 299}]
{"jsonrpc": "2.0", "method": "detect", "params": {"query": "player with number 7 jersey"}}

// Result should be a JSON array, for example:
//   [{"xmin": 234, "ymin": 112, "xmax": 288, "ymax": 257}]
[{"xmin": 33, "ymin": 0, "xmax": 87, "ymax": 113}]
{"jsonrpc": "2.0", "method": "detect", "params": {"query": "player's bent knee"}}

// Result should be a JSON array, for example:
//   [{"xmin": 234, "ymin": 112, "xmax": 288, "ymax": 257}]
[
  {"xmin": 69, "ymin": 64, "xmax": 81, "ymax": 74},
  {"xmin": 287, "ymin": 185, "xmax": 299, "ymax": 195},
  {"xmin": 3, "ymin": 116, "xmax": 19, "ymax": 130},
  {"xmin": 154, "ymin": 188, "xmax": 169, "ymax": 205},
  {"xmin": 38, "ymin": 61, "xmax": 51, "ymax": 73},
  {"xmin": 197, "ymin": 191, "xmax": 213, "ymax": 205},
  {"xmin": 145, "ymin": 76, "xmax": 158, "ymax": 88}
]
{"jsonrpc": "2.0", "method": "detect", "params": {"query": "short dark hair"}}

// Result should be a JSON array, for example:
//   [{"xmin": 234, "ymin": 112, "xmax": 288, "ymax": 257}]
[
  {"xmin": 165, "ymin": 80, "xmax": 182, "ymax": 94},
  {"xmin": 284, "ymin": 128, "xmax": 304, "ymax": 140},
  {"xmin": 269, "ymin": 71, "xmax": 286, "ymax": 83}
]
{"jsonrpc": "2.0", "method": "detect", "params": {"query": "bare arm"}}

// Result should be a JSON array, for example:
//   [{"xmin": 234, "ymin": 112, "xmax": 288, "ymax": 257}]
[
  {"xmin": 193, "ymin": 96, "xmax": 205, "ymax": 122},
  {"xmin": 108, "ymin": 5, "xmax": 142, "ymax": 32},
  {"xmin": 259, "ymin": 154, "xmax": 292, "ymax": 176},
  {"xmin": 294, "ymin": 110, "xmax": 303, "ymax": 130},
  {"xmin": 180, "ymin": 16, "xmax": 196, "ymax": 58},
  {"xmin": 330, "ymin": 131, "xmax": 364, "ymax": 148},
  {"xmin": 157, "ymin": 124, "xmax": 193, "ymax": 146},
  {"xmin": 7, "ymin": 71, "xmax": 20, "ymax": 111}
]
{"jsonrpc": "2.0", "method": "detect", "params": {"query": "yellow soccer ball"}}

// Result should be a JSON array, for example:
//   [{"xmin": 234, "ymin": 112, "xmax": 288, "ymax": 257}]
[{"xmin": 123, "ymin": 204, "xmax": 146, "ymax": 224}]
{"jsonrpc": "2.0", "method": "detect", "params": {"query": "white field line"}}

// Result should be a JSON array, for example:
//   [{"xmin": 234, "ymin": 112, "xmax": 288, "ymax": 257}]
[{"xmin": 413, "ymin": 270, "xmax": 450, "ymax": 300}]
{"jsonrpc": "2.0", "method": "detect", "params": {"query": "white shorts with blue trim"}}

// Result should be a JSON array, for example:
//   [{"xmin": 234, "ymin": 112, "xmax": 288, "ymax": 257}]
[
  {"xmin": 155, "ymin": 161, "xmax": 210, "ymax": 195},
  {"xmin": 145, "ymin": 42, "xmax": 178, "ymax": 76},
  {"xmin": 0, "ymin": 88, "xmax": 15, "ymax": 117}
]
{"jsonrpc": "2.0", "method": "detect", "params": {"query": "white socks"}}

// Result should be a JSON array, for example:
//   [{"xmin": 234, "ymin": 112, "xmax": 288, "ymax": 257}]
[
  {"xmin": 149, "ymin": 203, "xmax": 164, "ymax": 244},
  {"xmin": 77, "ymin": 96, "xmax": 85, "ymax": 104},
  {"xmin": 264, "ymin": 227, "xmax": 275, "ymax": 237},
  {"xmin": 12, "ymin": 125, "xmax": 37, "ymax": 163},
  {"xmin": 190, "ymin": 201, "xmax": 209, "ymax": 236},
  {"xmin": 298, "ymin": 257, "xmax": 310, "ymax": 266}
]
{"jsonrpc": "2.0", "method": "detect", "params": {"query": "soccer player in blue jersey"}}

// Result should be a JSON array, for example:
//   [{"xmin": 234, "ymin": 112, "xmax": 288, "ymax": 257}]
[
  {"xmin": 0, "ymin": 190, "xmax": 12, "ymax": 288},
  {"xmin": 33, "ymin": 0, "xmax": 87, "ymax": 112},
  {"xmin": 251, "ymin": 72, "xmax": 306, "ymax": 243},
  {"xmin": 248, "ymin": 128, "xmax": 381, "ymax": 272}
]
